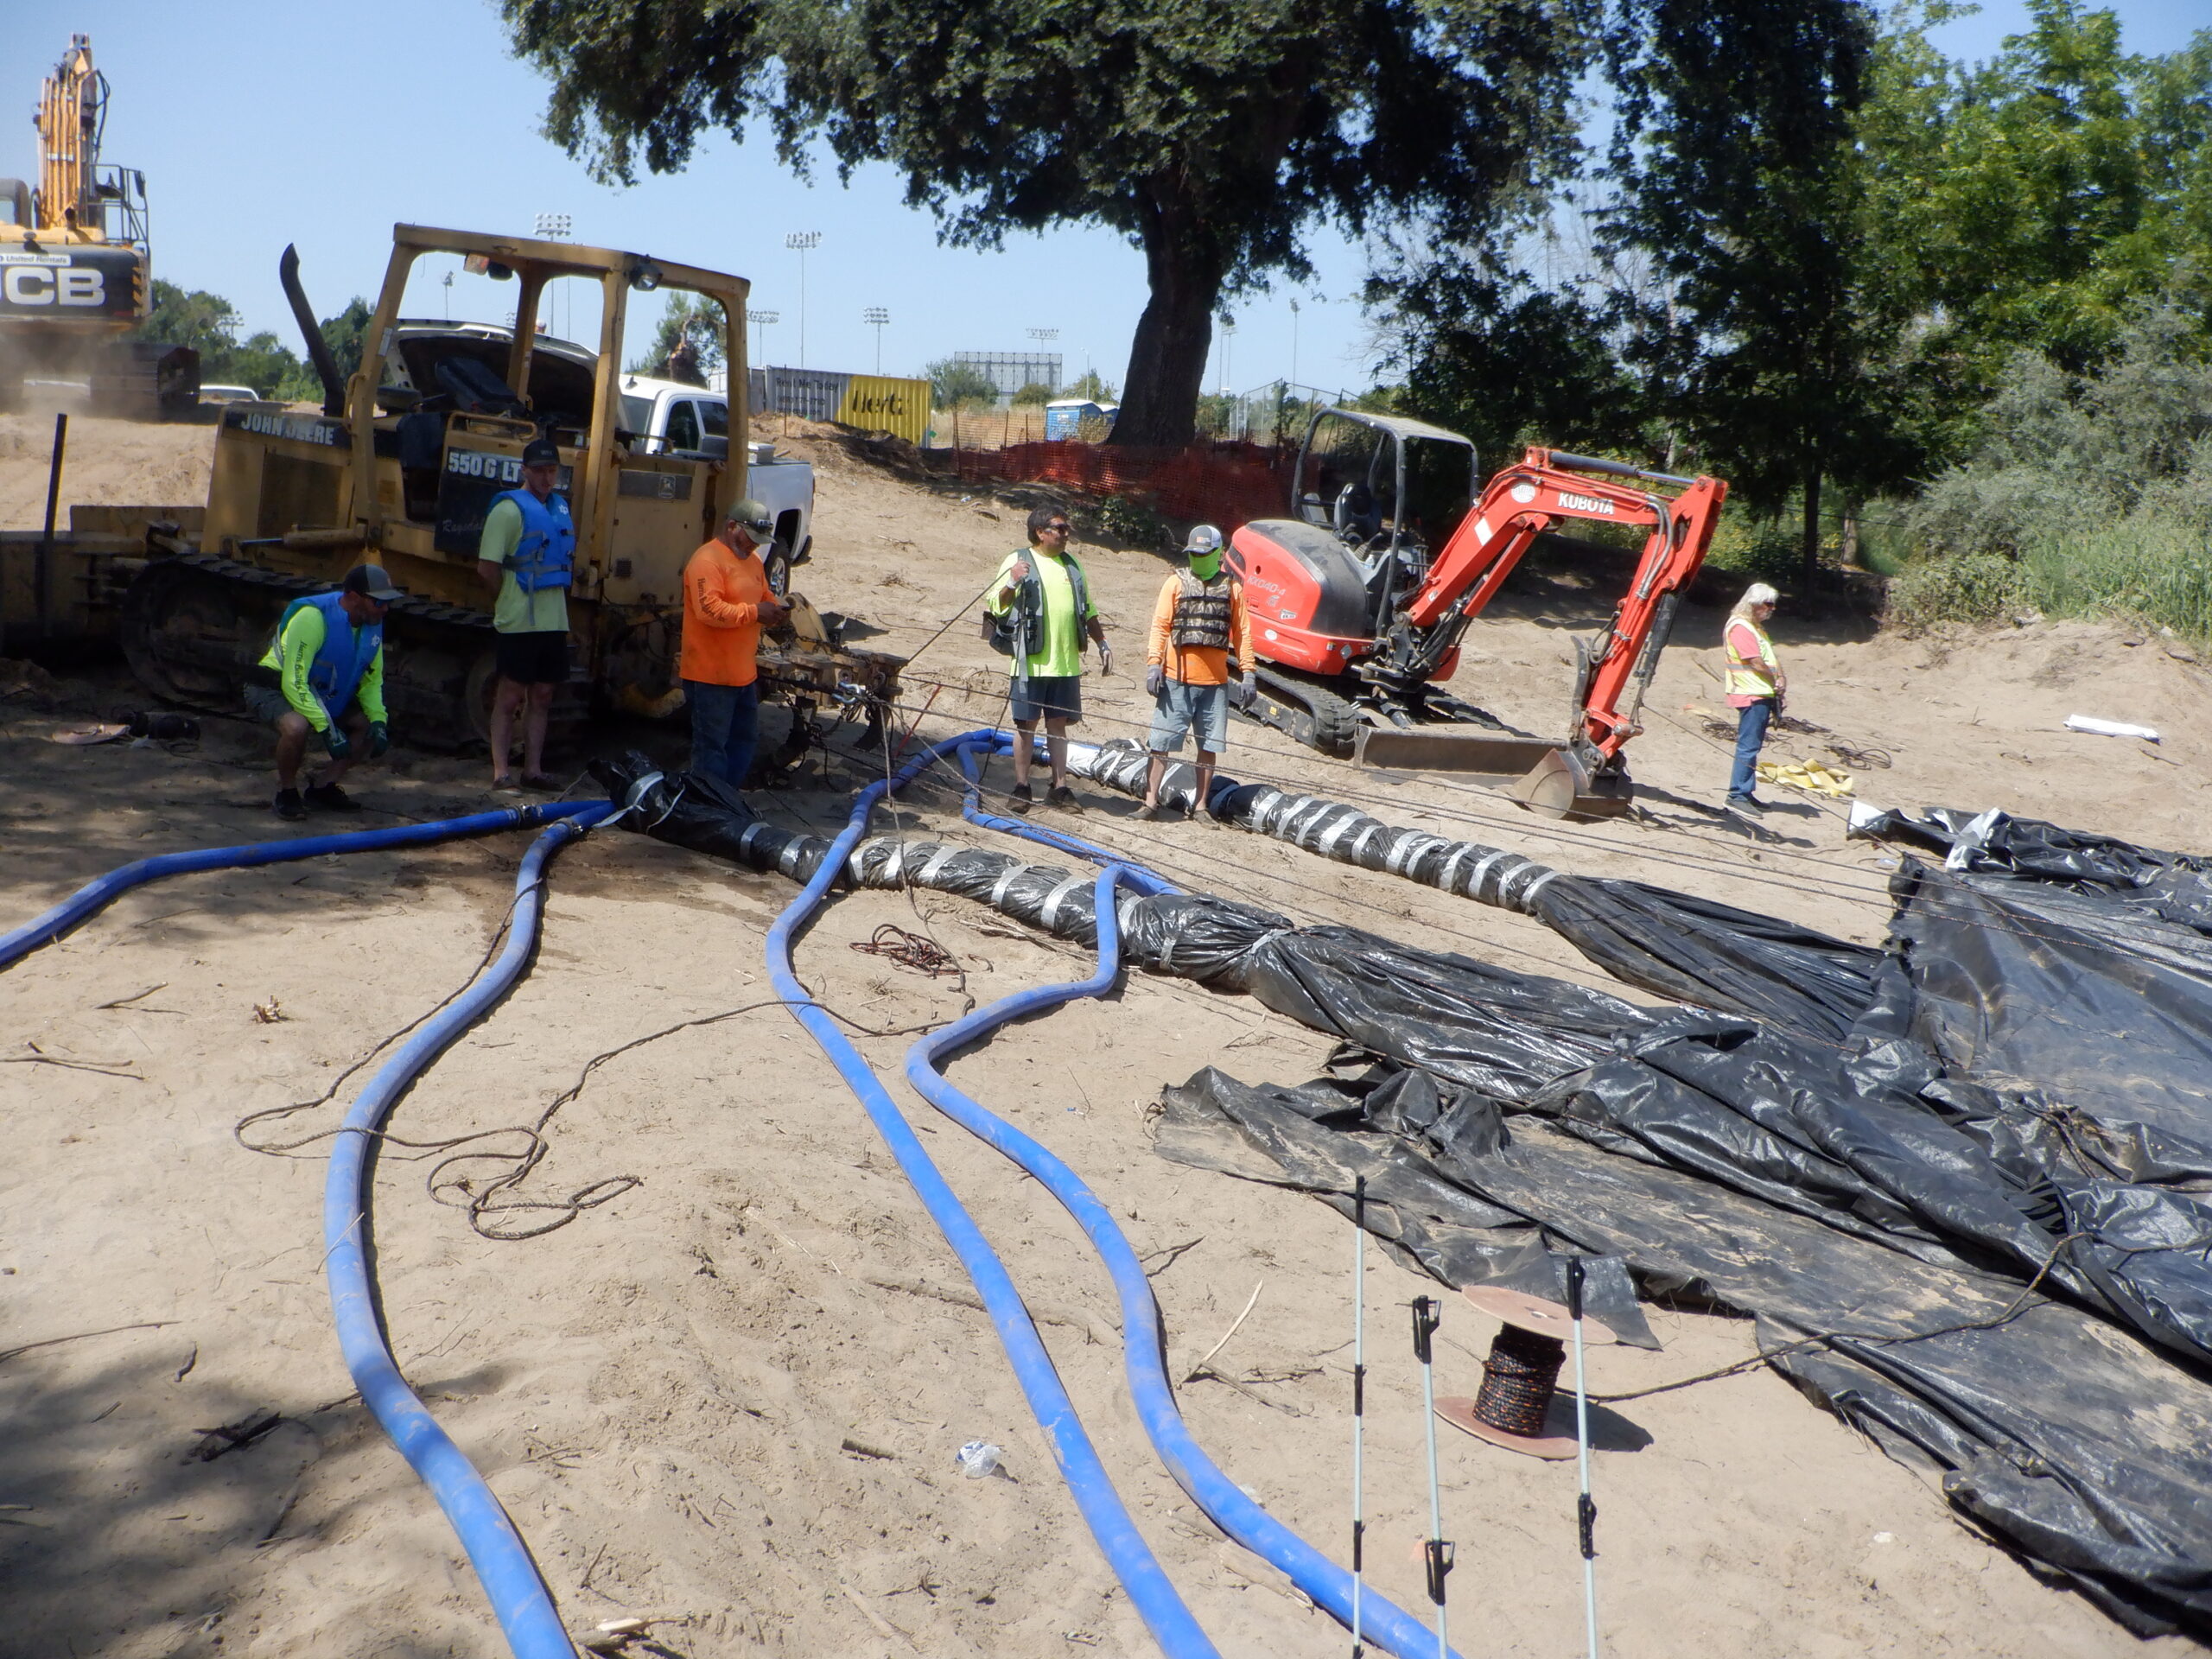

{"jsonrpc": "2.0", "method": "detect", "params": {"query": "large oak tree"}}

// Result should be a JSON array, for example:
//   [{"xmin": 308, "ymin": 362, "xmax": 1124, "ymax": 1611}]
[{"xmin": 501, "ymin": 0, "xmax": 1586, "ymax": 444}]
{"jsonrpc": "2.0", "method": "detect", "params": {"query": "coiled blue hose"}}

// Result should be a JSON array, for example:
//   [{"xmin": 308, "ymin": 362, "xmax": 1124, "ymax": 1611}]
[
  {"xmin": 766, "ymin": 730, "xmax": 1220, "ymax": 1658},
  {"xmin": 0, "ymin": 801, "xmax": 602, "ymax": 971},
  {"xmin": 909, "ymin": 779, "xmax": 1463, "ymax": 1659},
  {"xmin": 325, "ymin": 803, "xmax": 613, "ymax": 1659}
]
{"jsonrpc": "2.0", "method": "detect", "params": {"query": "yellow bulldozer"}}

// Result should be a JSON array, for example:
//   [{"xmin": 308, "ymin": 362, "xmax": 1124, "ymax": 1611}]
[
  {"xmin": 50, "ymin": 222, "xmax": 899, "ymax": 753},
  {"xmin": 0, "ymin": 35, "xmax": 197, "ymax": 417}
]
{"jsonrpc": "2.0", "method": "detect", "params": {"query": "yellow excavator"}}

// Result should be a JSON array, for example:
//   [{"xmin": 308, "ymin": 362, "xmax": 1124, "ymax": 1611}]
[
  {"xmin": 0, "ymin": 35, "xmax": 197, "ymax": 417},
  {"xmin": 112, "ymin": 223, "xmax": 901, "ymax": 751}
]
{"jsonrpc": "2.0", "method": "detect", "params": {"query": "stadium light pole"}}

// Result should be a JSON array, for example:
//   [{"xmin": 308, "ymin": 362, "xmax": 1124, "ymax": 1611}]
[
  {"xmin": 1217, "ymin": 312, "xmax": 1236, "ymax": 397},
  {"xmin": 1027, "ymin": 326, "xmax": 1060, "ymax": 392},
  {"xmin": 864, "ymin": 307, "xmax": 890, "ymax": 373},
  {"xmin": 747, "ymin": 308, "xmax": 779, "ymax": 369},
  {"xmin": 1289, "ymin": 297, "xmax": 1300, "ymax": 391},
  {"xmin": 534, "ymin": 213, "xmax": 572, "ymax": 339},
  {"xmin": 786, "ymin": 232, "xmax": 821, "ymax": 368}
]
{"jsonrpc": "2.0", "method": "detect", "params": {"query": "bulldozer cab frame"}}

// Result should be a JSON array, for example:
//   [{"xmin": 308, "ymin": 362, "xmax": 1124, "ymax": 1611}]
[{"xmin": 346, "ymin": 225, "xmax": 749, "ymax": 569}]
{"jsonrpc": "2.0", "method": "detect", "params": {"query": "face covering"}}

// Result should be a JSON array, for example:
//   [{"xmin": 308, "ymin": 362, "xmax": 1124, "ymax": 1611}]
[{"xmin": 1188, "ymin": 550, "xmax": 1222, "ymax": 581}]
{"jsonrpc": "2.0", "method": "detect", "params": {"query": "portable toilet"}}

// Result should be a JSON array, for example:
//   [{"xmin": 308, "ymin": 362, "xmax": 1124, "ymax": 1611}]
[{"xmin": 1045, "ymin": 398, "xmax": 1103, "ymax": 441}]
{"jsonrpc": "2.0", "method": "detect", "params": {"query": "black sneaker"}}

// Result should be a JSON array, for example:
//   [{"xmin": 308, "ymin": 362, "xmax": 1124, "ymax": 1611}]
[
  {"xmin": 272, "ymin": 787, "xmax": 307, "ymax": 822},
  {"xmin": 304, "ymin": 781, "xmax": 360, "ymax": 812},
  {"xmin": 1726, "ymin": 793, "xmax": 1764, "ymax": 817},
  {"xmin": 1007, "ymin": 782, "xmax": 1033, "ymax": 816},
  {"xmin": 1136, "ymin": 801, "xmax": 1164, "ymax": 821},
  {"xmin": 1046, "ymin": 785, "xmax": 1084, "ymax": 813}
]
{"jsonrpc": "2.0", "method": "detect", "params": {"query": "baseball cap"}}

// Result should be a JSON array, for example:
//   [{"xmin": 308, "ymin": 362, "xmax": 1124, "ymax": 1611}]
[
  {"xmin": 1184, "ymin": 524, "xmax": 1224, "ymax": 555},
  {"xmin": 521, "ymin": 437, "xmax": 561, "ymax": 467},
  {"xmin": 725, "ymin": 497, "xmax": 777, "ymax": 541},
  {"xmin": 341, "ymin": 563, "xmax": 404, "ymax": 602}
]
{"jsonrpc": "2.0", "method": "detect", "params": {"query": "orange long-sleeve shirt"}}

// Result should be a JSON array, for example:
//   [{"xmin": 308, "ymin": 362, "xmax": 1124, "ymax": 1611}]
[
  {"xmin": 681, "ymin": 537, "xmax": 772, "ymax": 687},
  {"xmin": 1147, "ymin": 574, "xmax": 1254, "ymax": 686}
]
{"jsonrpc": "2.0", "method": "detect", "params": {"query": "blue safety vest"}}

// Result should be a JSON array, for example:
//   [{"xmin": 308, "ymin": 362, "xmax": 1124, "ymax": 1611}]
[
  {"xmin": 493, "ymin": 486, "xmax": 576, "ymax": 593},
  {"xmin": 271, "ymin": 591, "xmax": 381, "ymax": 712}
]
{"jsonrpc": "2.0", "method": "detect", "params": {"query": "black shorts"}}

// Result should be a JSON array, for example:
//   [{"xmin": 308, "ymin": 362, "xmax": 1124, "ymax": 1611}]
[{"xmin": 495, "ymin": 631, "xmax": 569, "ymax": 685}]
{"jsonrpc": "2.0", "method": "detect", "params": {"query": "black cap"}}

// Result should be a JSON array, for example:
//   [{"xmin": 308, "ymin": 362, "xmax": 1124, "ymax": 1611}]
[
  {"xmin": 521, "ymin": 437, "xmax": 561, "ymax": 467},
  {"xmin": 341, "ymin": 563, "xmax": 404, "ymax": 602}
]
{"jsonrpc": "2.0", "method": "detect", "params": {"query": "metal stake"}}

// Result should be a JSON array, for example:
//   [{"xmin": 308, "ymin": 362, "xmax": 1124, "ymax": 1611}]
[
  {"xmin": 1351, "ymin": 1176, "xmax": 1366, "ymax": 1657},
  {"xmin": 1567, "ymin": 1257, "xmax": 1599, "ymax": 1659},
  {"xmin": 37, "ymin": 410, "xmax": 67, "ymax": 641},
  {"xmin": 1412, "ymin": 1295, "xmax": 1452, "ymax": 1659}
]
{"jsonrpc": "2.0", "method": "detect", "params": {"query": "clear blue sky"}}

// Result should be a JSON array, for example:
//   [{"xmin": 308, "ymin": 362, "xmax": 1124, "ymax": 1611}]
[{"xmin": 3, "ymin": 1, "xmax": 2200, "ymax": 397}]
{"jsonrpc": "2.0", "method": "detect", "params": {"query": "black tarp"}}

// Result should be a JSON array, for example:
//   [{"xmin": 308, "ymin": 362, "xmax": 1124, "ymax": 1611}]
[{"xmin": 598, "ymin": 755, "xmax": 2212, "ymax": 1636}]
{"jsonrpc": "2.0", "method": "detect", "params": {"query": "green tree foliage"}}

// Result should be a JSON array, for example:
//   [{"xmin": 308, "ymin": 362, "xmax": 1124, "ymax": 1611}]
[
  {"xmin": 1599, "ymin": 0, "xmax": 1915, "ymax": 582},
  {"xmin": 1375, "ymin": 258, "xmax": 1654, "ymax": 471},
  {"xmin": 1010, "ymin": 380, "xmax": 1056, "ymax": 406},
  {"xmin": 133, "ymin": 280, "xmax": 364, "ymax": 401},
  {"xmin": 628, "ymin": 292, "xmax": 726, "ymax": 385},
  {"xmin": 1859, "ymin": 1, "xmax": 2212, "ymax": 386},
  {"xmin": 1064, "ymin": 369, "xmax": 1116, "ymax": 403},
  {"xmin": 925, "ymin": 357, "xmax": 996, "ymax": 409},
  {"xmin": 501, "ymin": 0, "xmax": 1586, "ymax": 446}
]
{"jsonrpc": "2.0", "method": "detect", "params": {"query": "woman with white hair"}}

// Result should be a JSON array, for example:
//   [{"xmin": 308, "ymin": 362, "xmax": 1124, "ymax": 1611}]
[{"xmin": 1723, "ymin": 582, "xmax": 1785, "ymax": 814}]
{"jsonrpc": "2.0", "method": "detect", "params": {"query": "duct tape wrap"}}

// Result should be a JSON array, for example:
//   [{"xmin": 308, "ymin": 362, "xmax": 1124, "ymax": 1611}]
[{"xmin": 1067, "ymin": 739, "xmax": 1560, "ymax": 916}]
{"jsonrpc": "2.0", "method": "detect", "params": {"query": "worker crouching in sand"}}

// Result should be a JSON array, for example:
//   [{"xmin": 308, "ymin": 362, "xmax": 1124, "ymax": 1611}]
[
  {"xmin": 245, "ymin": 563, "xmax": 399, "ymax": 821},
  {"xmin": 1140, "ymin": 524, "xmax": 1255, "ymax": 821}
]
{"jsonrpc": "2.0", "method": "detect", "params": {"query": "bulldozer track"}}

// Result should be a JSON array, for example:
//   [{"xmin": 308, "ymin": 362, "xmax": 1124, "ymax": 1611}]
[{"xmin": 120, "ymin": 551, "xmax": 538, "ymax": 753}]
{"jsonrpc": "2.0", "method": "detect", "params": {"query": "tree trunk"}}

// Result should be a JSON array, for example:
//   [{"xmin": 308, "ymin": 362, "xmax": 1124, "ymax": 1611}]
[
  {"xmin": 1110, "ymin": 207, "xmax": 1227, "ymax": 448},
  {"xmin": 1801, "ymin": 466, "xmax": 1823, "ymax": 591}
]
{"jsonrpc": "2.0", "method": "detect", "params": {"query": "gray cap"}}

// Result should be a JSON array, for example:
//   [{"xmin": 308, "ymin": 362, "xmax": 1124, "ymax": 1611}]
[
  {"xmin": 341, "ymin": 563, "xmax": 404, "ymax": 601},
  {"xmin": 1184, "ymin": 524, "xmax": 1224, "ymax": 555},
  {"xmin": 725, "ymin": 497, "xmax": 777, "ymax": 543}
]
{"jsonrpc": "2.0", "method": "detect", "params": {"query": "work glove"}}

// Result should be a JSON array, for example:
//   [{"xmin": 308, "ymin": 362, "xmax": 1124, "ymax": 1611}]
[
  {"xmin": 1145, "ymin": 664, "xmax": 1166, "ymax": 698},
  {"xmin": 1096, "ymin": 640, "xmax": 1114, "ymax": 677},
  {"xmin": 321, "ymin": 724, "xmax": 352, "ymax": 761},
  {"xmin": 1240, "ymin": 670, "xmax": 1257, "ymax": 696},
  {"xmin": 366, "ymin": 721, "xmax": 390, "ymax": 760}
]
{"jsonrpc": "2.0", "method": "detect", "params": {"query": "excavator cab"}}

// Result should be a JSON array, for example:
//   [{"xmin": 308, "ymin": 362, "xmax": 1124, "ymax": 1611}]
[{"xmin": 1292, "ymin": 409, "xmax": 1480, "ymax": 617}]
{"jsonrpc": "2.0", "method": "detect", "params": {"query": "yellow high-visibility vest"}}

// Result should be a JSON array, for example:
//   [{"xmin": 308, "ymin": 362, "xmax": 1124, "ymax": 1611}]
[{"xmin": 1725, "ymin": 618, "xmax": 1777, "ymax": 699}]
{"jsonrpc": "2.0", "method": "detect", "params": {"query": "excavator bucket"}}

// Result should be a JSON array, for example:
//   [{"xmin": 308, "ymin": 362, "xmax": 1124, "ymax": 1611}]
[{"xmin": 1504, "ymin": 746, "xmax": 1633, "ymax": 822}]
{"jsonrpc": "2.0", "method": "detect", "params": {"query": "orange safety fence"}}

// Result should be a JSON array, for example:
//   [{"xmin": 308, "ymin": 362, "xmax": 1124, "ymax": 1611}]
[{"xmin": 953, "ymin": 440, "xmax": 1294, "ymax": 531}]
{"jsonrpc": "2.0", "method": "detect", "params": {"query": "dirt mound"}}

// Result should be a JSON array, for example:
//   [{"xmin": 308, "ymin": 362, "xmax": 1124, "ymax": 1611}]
[{"xmin": 0, "ymin": 412, "xmax": 217, "ymax": 531}]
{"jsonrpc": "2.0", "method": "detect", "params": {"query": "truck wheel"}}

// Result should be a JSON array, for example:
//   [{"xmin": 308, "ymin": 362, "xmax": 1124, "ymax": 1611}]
[{"xmin": 764, "ymin": 543, "xmax": 791, "ymax": 597}]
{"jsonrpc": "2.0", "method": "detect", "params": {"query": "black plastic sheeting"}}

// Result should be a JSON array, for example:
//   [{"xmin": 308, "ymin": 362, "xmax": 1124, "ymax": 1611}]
[
  {"xmin": 1073, "ymin": 738, "xmax": 1885, "ymax": 1041},
  {"xmin": 597, "ymin": 754, "xmax": 2212, "ymax": 1636}
]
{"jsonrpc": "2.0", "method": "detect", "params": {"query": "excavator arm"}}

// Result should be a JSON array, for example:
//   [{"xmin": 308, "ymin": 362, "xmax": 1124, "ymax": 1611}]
[{"xmin": 1389, "ymin": 447, "xmax": 1728, "ymax": 762}]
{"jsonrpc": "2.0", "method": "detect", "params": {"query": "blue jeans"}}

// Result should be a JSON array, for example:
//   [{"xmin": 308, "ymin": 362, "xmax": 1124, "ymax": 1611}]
[
  {"xmin": 686, "ymin": 678, "xmax": 760, "ymax": 787},
  {"xmin": 1729, "ymin": 697, "xmax": 1773, "ymax": 800}
]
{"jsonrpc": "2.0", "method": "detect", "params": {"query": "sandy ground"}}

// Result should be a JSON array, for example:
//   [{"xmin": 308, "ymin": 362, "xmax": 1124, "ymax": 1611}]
[{"xmin": 2, "ymin": 416, "xmax": 2208, "ymax": 1659}]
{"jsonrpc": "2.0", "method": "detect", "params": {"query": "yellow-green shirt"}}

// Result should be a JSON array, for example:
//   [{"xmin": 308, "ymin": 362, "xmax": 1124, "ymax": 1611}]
[
  {"xmin": 478, "ymin": 496, "xmax": 571, "ymax": 634},
  {"xmin": 986, "ymin": 546, "xmax": 1096, "ymax": 677},
  {"xmin": 254, "ymin": 604, "xmax": 388, "ymax": 732}
]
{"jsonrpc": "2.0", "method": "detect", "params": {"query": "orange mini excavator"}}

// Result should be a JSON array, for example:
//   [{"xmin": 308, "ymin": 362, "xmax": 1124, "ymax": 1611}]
[{"xmin": 1226, "ymin": 406, "xmax": 1729, "ymax": 818}]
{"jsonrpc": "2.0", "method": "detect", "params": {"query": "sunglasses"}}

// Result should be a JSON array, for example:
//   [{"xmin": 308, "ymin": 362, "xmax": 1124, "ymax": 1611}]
[{"xmin": 1042, "ymin": 522, "xmax": 1071, "ymax": 533}]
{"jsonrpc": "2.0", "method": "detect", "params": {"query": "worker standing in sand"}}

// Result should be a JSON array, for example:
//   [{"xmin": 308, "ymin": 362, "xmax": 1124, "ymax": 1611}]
[
  {"xmin": 1723, "ymin": 581, "xmax": 1786, "ymax": 816},
  {"xmin": 245, "ymin": 563, "xmax": 399, "ymax": 821},
  {"xmin": 476, "ymin": 436, "xmax": 573, "ymax": 793},
  {"xmin": 681, "ymin": 499, "xmax": 789, "ymax": 788},
  {"xmin": 987, "ymin": 505, "xmax": 1111, "ymax": 814},
  {"xmin": 1140, "ymin": 524, "xmax": 1254, "ymax": 821}
]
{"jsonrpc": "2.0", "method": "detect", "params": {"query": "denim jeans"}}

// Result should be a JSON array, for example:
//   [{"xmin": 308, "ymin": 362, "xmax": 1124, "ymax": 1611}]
[
  {"xmin": 685, "ymin": 678, "xmax": 760, "ymax": 787},
  {"xmin": 1729, "ymin": 696, "xmax": 1774, "ymax": 800}
]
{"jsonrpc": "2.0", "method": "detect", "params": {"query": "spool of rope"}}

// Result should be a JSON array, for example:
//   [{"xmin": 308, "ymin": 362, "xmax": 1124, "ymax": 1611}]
[
  {"xmin": 1474, "ymin": 1323, "xmax": 1568, "ymax": 1439},
  {"xmin": 1437, "ymin": 1283, "xmax": 1618, "ymax": 1460}
]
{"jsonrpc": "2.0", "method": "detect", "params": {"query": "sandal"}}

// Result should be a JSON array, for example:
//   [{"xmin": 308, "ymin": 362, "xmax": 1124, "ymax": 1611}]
[
  {"xmin": 490, "ymin": 774, "xmax": 523, "ymax": 794},
  {"xmin": 520, "ymin": 772, "xmax": 560, "ymax": 791}
]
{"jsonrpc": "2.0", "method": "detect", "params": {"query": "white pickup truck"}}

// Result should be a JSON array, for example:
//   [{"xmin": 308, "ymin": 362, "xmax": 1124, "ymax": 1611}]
[{"xmin": 620, "ymin": 373, "xmax": 815, "ymax": 594}]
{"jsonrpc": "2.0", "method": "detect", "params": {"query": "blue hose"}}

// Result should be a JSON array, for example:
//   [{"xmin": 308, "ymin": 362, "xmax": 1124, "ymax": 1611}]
[
  {"xmin": 0, "ymin": 801, "xmax": 603, "ymax": 971},
  {"xmin": 325, "ymin": 803, "xmax": 613, "ymax": 1659},
  {"xmin": 903, "ymin": 860, "xmax": 1463, "ymax": 1659},
  {"xmin": 766, "ymin": 731, "xmax": 1220, "ymax": 1659}
]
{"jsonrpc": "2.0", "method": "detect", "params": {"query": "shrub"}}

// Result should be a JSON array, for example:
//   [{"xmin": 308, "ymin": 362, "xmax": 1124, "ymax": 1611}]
[
  {"xmin": 1886, "ymin": 551, "xmax": 2027, "ymax": 631},
  {"xmin": 1088, "ymin": 493, "xmax": 1172, "ymax": 550}
]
